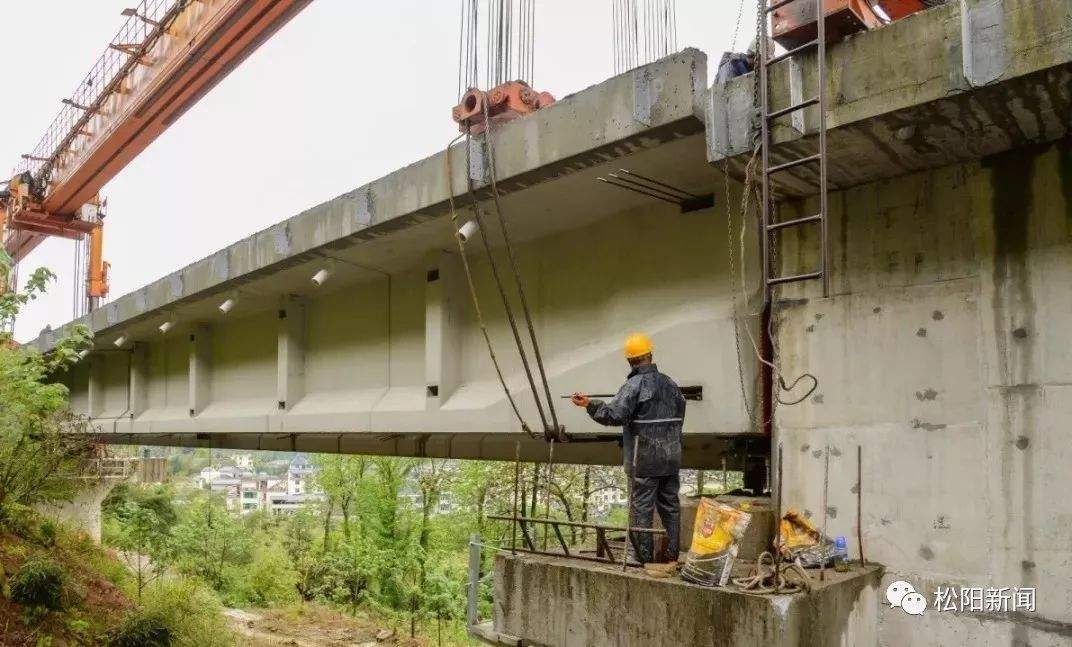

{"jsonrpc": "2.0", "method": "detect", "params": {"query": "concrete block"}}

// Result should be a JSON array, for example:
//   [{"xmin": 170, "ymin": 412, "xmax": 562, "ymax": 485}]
[{"xmin": 494, "ymin": 553, "xmax": 881, "ymax": 647}]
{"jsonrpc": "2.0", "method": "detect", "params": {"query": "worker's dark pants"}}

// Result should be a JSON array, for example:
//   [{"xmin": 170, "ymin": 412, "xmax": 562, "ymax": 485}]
[{"xmin": 629, "ymin": 472, "xmax": 680, "ymax": 563}]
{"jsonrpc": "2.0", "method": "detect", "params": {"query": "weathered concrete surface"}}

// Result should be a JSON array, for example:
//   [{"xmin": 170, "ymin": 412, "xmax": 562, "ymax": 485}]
[
  {"xmin": 699, "ymin": 5, "xmax": 1072, "ymax": 641},
  {"xmin": 35, "ymin": 481, "xmax": 115, "ymax": 542},
  {"xmin": 708, "ymin": 0, "xmax": 1072, "ymax": 197},
  {"xmin": 493, "ymin": 553, "xmax": 881, "ymax": 646},
  {"xmin": 36, "ymin": 49, "xmax": 709, "ymax": 352},
  {"xmin": 772, "ymin": 143, "xmax": 1072, "ymax": 645}
]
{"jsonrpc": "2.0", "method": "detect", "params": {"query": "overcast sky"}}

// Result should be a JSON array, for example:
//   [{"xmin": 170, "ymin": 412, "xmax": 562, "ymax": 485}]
[{"xmin": 3, "ymin": 0, "xmax": 755, "ymax": 342}]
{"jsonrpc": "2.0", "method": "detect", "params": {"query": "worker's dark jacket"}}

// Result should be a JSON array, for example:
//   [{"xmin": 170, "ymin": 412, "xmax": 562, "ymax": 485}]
[{"xmin": 585, "ymin": 364, "xmax": 686, "ymax": 477}]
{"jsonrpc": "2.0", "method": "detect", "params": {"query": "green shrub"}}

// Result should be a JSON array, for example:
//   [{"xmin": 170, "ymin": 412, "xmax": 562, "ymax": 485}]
[
  {"xmin": 107, "ymin": 610, "xmax": 172, "ymax": 647},
  {"xmin": 228, "ymin": 539, "xmax": 299, "ymax": 607},
  {"xmin": 0, "ymin": 503, "xmax": 38, "ymax": 537},
  {"xmin": 10, "ymin": 557, "xmax": 67, "ymax": 610},
  {"xmin": 137, "ymin": 577, "xmax": 234, "ymax": 647},
  {"xmin": 38, "ymin": 519, "xmax": 57, "ymax": 547}
]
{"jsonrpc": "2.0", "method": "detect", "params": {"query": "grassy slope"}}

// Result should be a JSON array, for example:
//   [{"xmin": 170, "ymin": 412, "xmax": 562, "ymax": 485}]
[{"xmin": 0, "ymin": 522, "xmax": 133, "ymax": 646}]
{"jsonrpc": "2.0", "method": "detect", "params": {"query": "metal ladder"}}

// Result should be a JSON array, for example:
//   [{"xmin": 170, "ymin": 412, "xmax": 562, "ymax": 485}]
[{"xmin": 757, "ymin": 0, "xmax": 830, "ymax": 298}]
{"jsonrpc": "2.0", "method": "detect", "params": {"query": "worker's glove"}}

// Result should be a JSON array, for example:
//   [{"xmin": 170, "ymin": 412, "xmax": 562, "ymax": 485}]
[{"xmin": 570, "ymin": 393, "xmax": 590, "ymax": 408}]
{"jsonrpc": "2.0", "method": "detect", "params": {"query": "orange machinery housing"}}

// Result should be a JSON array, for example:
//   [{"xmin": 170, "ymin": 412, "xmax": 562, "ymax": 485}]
[
  {"xmin": 770, "ymin": 0, "xmax": 929, "ymax": 48},
  {"xmin": 1, "ymin": 0, "xmax": 312, "ymax": 305},
  {"xmin": 452, "ymin": 81, "xmax": 556, "ymax": 135}
]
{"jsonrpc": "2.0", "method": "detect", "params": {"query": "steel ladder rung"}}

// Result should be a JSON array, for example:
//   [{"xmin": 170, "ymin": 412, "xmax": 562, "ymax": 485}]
[
  {"xmin": 760, "ymin": 0, "xmax": 830, "ymax": 297},
  {"xmin": 767, "ymin": 213, "xmax": 822, "ymax": 231},
  {"xmin": 767, "ymin": 96, "xmax": 819, "ymax": 120},
  {"xmin": 766, "ymin": 0, "xmax": 798, "ymax": 13},
  {"xmin": 767, "ymin": 270, "xmax": 823, "ymax": 286},
  {"xmin": 766, "ymin": 39, "xmax": 819, "ymax": 67},
  {"xmin": 765, "ymin": 153, "xmax": 821, "ymax": 175}
]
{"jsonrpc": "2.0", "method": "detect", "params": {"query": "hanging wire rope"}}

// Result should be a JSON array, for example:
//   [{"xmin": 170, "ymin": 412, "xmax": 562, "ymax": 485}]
[
  {"xmin": 458, "ymin": 0, "xmax": 478, "ymax": 99},
  {"xmin": 478, "ymin": 101, "xmax": 562, "ymax": 439},
  {"xmin": 461, "ymin": 128, "xmax": 554, "ymax": 437},
  {"xmin": 452, "ymin": 0, "xmax": 559, "ymax": 439},
  {"xmin": 443, "ymin": 135, "xmax": 537, "ymax": 439},
  {"xmin": 460, "ymin": 0, "xmax": 537, "ymax": 93},
  {"xmin": 612, "ymin": 0, "xmax": 676, "ymax": 75}
]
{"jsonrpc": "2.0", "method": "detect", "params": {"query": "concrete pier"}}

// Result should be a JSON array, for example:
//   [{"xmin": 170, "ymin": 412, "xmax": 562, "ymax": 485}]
[
  {"xmin": 491, "ymin": 554, "xmax": 882, "ymax": 647},
  {"xmin": 36, "ymin": 481, "xmax": 117, "ymax": 542}
]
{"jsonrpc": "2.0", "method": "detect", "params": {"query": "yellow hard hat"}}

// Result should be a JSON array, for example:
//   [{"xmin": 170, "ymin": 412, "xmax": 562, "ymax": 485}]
[{"xmin": 624, "ymin": 333, "xmax": 653, "ymax": 359}]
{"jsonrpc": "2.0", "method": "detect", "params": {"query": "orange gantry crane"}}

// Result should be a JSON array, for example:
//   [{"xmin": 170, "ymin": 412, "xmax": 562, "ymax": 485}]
[{"xmin": 0, "ymin": 0, "xmax": 311, "ymax": 311}]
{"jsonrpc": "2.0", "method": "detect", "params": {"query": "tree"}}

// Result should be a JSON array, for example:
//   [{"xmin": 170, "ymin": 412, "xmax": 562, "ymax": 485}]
[
  {"xmin": 281, "ymin": 508, "xmax": 328, "ymax": 601},
  {"xmin": 546, "ymin": 465, "xmax": 624, "ymax": 544},
  {"xmin": 369, "ymin": 457, "xmax": 416, "ymax": 542},
  {"xmin": 170, "ymin": 495, "xmax": 252, "ymax": 591},
  {"xmin": 313, "ymin": 455, "xmax": 371, "ymax": 540},
  {"xmin": 242, "ymin": 537, "xmax": 299, "ymax": 606},
  {"xmin": 322, "ymin": 534, "xmax": 379, "ymax": 613},
  {"xmin": 111, "ymin": 500, "xmax": 174, "ymax": 602},
  {"xmin": 103, "ymin": 484, "xmax": 179, "ymax": 601},
  {"xmin": 0, "ymin": 257, "xmax": 94, "ymax": 519},
  {"xmin": 416, "ymin": 460, "xmax": 450, "ymax": 553},
  {"xmin": 425, "ymin": 562, "xmax": 466, "ymax": 647},
  {"xmin": 451, "ymin": 461, "xmax": 514, "ymax": 536}
]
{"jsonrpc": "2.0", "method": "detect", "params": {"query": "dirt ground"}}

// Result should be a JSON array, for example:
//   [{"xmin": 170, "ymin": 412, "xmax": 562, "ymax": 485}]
[{"xmin": 224, "ymin": 605, "xmax": 425, "ymax": 647}]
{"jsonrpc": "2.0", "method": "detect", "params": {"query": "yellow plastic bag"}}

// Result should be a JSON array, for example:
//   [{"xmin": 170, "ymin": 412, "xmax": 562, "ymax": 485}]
[
  {"xmin": 681, "ymin": 499, "xmax": 752, "ymax": 587},
  {"xmin": 778, "ymin": 508, "xmax": 839, "ymax": 568},
  {"xmin": 777, "ymin": 508, "xmax": 821, "ymax": 554},
  {"xmin": 690, "ymin": 499, "xmax": 752, "ymax": 555}
]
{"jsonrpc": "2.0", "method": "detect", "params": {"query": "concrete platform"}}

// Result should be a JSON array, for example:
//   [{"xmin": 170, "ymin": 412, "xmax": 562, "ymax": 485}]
[
  {"xmin": 492, "ymin": 553, "xmax": 882, "ymax": 647},
  {"xmin": 708, "ymin": 0, "xmax": 1072, "ymax": 197}
]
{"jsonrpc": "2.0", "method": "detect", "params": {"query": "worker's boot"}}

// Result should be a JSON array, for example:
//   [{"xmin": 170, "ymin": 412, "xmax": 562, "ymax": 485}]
[{"xmin": 643, "ymin": 561, "xmax": 679, "ymax": 578}]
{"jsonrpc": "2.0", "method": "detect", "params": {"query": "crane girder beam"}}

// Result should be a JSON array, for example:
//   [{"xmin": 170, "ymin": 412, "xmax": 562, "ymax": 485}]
[
  {"xmin": 4, "ymin": 0, "xmax": 313, "ymax": 264},
  {"xmin": 42, "ymin": 0, "xmax": 313, "ymax": 216}
]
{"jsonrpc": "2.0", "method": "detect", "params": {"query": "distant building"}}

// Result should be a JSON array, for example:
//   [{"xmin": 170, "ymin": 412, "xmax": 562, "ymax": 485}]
[
  {"xmin": 287, "ymin": 454, "xmax": 315, "ymax": 495},
  {"xmin": 591, "ymin": 487, "xmax": 627, "ymax": 516},
  {"xmin": 191, "ymin": 455, "xmax": 322, "ymax": 515}
]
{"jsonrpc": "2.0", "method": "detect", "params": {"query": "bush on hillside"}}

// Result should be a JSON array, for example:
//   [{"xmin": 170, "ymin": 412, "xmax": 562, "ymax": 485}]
[
  {"xmin": 37, "ymin": 519, "xmax": 58, "ymax": 547},
  {"xmin": 135, "ymin": 577, "xmax": 233, "ymax": 647},
  {"xmin": 107, "ymin": 611, "xmax": 172, "ymax": 647},
  {"xmin": 10, "ymin": 557, "xmax": 68, "ymax": 611}
]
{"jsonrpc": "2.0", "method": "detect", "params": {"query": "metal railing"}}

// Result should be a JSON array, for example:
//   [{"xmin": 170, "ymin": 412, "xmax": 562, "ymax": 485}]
[
  {"xmin": 13, "ymin": 0, "xmax": 184, "ymax": 184},
  {"xmin": 487, "ymin": 514, "xmax": 665, "ymax": 568},
  {"xmin": 75, "ymin": 457, "xmax": 138, "ymax": 480}
]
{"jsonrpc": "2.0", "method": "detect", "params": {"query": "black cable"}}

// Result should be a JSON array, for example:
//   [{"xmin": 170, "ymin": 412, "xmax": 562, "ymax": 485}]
[
  {"xmin": 479, "ymin": 102, "xmax": 562, "ymax": 440},
  {"xmin": 464, "ymin": 127, "xmax": 553, "ymax": 436},
  {"xmin": 457, "ymin": 0, "xmax": 465, "ymax": 99},
  {"xmin": 444, "ymin": 133, "xmax": 537, "ymax": 439}
]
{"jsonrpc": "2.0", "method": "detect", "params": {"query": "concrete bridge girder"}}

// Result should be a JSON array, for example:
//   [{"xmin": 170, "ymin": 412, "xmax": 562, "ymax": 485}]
[{"xmin": 50, "ymin": 49, "xmax": 769, "ymax": 467}]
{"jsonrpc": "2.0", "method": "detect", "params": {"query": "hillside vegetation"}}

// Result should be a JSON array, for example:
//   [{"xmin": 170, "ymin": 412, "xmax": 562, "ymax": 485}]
[{"xmin": 0, "ymin": 510, "xmax": 232, "ymax": 646}]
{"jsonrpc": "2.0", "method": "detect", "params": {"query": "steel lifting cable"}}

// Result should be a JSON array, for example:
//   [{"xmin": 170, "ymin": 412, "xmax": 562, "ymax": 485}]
[
  {"xmin": 461, "ymin": 127, "xmax": 558, "ymax": 439},
  {"xmin": 444, "ymin": 133, "xmax": 538, "ymax": 439},
  {"xmin": 477, "ymin": 101, "xmax": 563, "ymax": 439},
  {"xmin": 741, "ymin": 146, "xmax": 818, "ymax": 408},
  {"xmin": 717, "ymin": 0, "xmax": 766, "ymax": 428},
  {"xmin": 711, "ymin": 0, "xmax": 818, "ymax": 415},
  {"xmin": 719, "ymin": 143, "xmax": 817, "ymax": 418}
]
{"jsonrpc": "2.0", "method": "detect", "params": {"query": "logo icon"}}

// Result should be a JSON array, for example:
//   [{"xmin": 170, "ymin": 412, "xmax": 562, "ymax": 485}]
[
  {"xmin": 901, "ymin": 592, "xmax": 927, "ymax": 616},
  {"xmin": 886, "ymin": 580, "xmax": 925, "ymax": 616}
]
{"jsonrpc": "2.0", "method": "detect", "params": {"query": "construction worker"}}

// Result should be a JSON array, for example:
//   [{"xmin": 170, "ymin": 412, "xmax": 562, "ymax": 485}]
[{"xmin": 570, "ymin": 333, "xmax": 685, "ymax": 564}]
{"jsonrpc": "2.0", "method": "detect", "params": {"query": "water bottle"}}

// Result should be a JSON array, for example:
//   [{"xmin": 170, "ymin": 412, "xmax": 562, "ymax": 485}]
[{"xmin": 834, "ymin": 536, "xmax": 850, "ymax": 571}]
